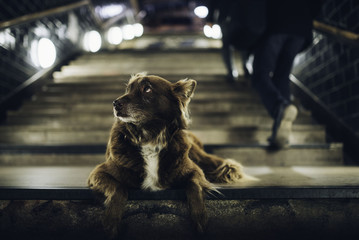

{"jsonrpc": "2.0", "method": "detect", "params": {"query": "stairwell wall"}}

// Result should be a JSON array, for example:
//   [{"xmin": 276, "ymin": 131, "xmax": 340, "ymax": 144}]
[{"xmin": 292, "ymin": 0, "xmax": 359, "ymax": 137}]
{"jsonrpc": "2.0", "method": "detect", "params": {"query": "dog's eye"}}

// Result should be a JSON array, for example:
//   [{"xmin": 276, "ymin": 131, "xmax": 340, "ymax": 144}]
[{"xmin": 144, "ymin": 86, "xmax": 152, "ymax": 93}]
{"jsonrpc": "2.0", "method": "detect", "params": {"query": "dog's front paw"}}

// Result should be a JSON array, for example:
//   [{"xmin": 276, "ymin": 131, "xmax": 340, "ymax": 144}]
[
  {"xmin": 213, "ymin": 159, "xmax": 245, "ymax": 183},
  {"xmin": 87, "ymin": 171, "xmax": 98, "ymax": 189},
  {"xmin": 87, "ymin": 177, "xmax": 95, "ymax": 189},
  {"xmin": 223, "ymin": 159, "xmax": 244, "ymax": 182},
  {"xmin": 223, "ymin": 159, "xmax": 259, "ymax": 183}
]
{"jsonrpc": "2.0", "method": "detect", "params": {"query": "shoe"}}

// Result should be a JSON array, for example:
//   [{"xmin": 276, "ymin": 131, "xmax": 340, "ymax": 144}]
[
  {"xmin": 243, "ymin": 63, "xmax": 251, "ymax": 78},
  {"xmin": 268, "ymin": 103, "xmax": 298, "ymax": 149},
  {"xmin": 226, "ymin": 69, "xmax": 239, "ymax": 83},
  {"xmin": 226, "ymin": 74, "xmax": 238, "ymax": 84}
]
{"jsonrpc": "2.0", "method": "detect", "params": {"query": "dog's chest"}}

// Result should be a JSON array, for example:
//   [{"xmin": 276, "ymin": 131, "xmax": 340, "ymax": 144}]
[{"xmin": 140, "ymin": 143, "xmax": 164, "ymax": 191}]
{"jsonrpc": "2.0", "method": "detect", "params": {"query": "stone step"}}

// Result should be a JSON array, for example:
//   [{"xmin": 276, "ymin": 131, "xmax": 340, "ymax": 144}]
[
  {"xmin": 52, "ymin": 73, "xmax": 248, "ymax": 84},
  {"xmin": 43, "ymin": 85, "xmax": 245, "ymax": 96},
  {"xmin": 0, "ymin": 127, "xmax": 326, "ymax": 145},
  {"xmin": 17, "ymin": 101, "xmax": 267, "ymax": 115},
  {"xmin": 54, "ymin": 52, "xmax": 228, "ymax": 77},
  {"xmin": 4, "ymin": 113, "xmax": 315, "ymax": 126},
  {"xmin": 30, "ymin": 91, "xmax": 258, "ymax": 103},
  {"xmin": 53, "ymin": 64, "xmax": 228, "ymax": 78},
  {"xmin": 46, "ymin": 77, "xmax": 250, "ymax": 91},
  {"xmin": 8, "ymin": 105, "xmax": 278, "ymax": 116},
  {"xmin": 0, "ymin": 124, "xmax": 322, "ymax": 132},
  {"xmin": 72, "ymin": 50, "xmax": 224, "ymax": 62},
  {"xmin": 44, "ymin": 83, "xmax": 244, "ymax": 94},
  {"xmin": 20, "ymin": 98, "xmax": 265, "ymax": 113},
  {"xmin": 41, "ymin": 80, "xmax": 251, "ymax": 93},
  {"xmin": 0, "ymin": 144, "xmax": 343, "ymax": 166},
  {"xmin": 212, "ymin": 144, "xmax": 343, "ymax": 166},
  {"xmin": 0, "ymin": 165, "xmax": 356, "ymax": 190}
]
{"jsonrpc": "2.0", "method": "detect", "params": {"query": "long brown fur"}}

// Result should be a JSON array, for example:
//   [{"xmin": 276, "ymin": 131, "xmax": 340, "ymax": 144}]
[{"xmin": 88, "ymin": 73, "xmax": 248, "ymax": 238}]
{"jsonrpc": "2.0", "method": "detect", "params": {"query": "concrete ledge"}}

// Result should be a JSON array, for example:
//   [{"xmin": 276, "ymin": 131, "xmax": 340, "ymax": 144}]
[
  {"xmin": 2, "ymin": 186, "xmax": 359, "ymax": 201},
  {"xmin": 1, "ymin": 199, "xmax": 359, "ymax": 240},
  {"xmin": 0, "ymin": 143, "xmax": 341, "ymax": 154},
  {"xmin": 2, "ymin": 166, "xmax": 359, "ymax": 200}
]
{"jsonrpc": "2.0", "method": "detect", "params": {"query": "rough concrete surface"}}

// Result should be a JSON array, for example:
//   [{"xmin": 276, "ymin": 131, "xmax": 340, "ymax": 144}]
[{"xmin": 1, "ymin": 199, "xmax": 359, "ymax": 240}]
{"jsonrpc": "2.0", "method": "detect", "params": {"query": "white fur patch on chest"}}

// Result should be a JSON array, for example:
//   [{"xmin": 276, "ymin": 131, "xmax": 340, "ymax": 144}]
[{"xmin": 141, "ymin": 143, "xmax": 164, "ymax": 191}]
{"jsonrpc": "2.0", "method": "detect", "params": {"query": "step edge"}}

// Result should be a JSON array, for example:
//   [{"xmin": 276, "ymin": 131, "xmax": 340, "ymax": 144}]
[{"xmin": 0, "ymin": 186, "xmax": 358, "ymax": 200}]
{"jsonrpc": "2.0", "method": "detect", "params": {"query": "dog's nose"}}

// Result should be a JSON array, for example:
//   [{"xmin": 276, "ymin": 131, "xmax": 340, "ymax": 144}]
[
  {"xmin": 113, "ymin": 100, "xmax": 120, "ymax": 107},
  {"xmin": 113, "ymin": 99, "xmax": 124, "ymax": 110}
]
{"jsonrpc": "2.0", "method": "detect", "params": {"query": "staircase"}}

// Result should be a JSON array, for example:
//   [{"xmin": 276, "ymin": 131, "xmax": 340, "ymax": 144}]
[{"xmin": 1, "ymin": 35, "xmax": 358, "ymax": 240}]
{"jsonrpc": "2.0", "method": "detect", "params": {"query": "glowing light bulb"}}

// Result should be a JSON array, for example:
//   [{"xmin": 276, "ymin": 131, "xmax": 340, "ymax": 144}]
[
  {"xmin": 133, "ymin": 23, "xmax": 144, "ymax": 37},
  {"xmin": 211, "ymin": 24, "xmax": 222, "ymax": 39},
  {"xmin": 122, "ymin": 25, "xmax": 135, "ymax": 40},
  {"xmin": 84, "ymin": 30, "xmax": 102, "ymax": 52},
  {"xmin": 31, "ymin": 38, "xmax": 57, "ymax": 68},
  {"xmin": 194, "ymin": 6, "xmax": 208, "ymax": 18},
  {"xmin": 203, "ymin": 25, "xmax": 212, "ymax": 38},
  {"xmin": 107, "ymin": 26, "xmax": 123, "ymax": 45}
]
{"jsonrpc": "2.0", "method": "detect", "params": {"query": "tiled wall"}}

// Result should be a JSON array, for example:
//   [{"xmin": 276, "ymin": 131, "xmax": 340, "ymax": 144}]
[{"xmin": 292, "ymin": 0, "xmax": 359, "ymax": 134}]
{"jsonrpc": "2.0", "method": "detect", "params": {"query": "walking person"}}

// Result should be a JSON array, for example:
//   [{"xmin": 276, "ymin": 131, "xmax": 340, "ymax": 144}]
[
  {"xmin": 251, "ymin": 0, "xmax": 322, "ymax": 149},
  {"xmin": 206, "ymin": 0, "xmax": 266, "ymax": 82}
]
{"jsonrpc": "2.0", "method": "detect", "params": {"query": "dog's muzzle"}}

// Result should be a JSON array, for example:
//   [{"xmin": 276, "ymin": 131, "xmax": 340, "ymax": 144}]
[
  {"xmin": 113, "ymin": 99, "xmax": 121, "ymax": 109},
  {"xmin": 113, "ymin": 99, "xmax": 123, "ymax": 117}
]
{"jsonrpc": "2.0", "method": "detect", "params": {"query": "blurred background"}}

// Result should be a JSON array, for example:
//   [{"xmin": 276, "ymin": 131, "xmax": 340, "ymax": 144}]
[
  {"xmin": 0, "ymin": 0, "xmax": 358, "ymax": 135},
  {"xmin": 0, "ymin": 0, "xmax": 358, "ymax": 155}
]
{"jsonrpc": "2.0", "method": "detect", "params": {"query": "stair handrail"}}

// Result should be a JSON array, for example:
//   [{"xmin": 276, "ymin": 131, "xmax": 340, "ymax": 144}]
[
  {"xmin": 313, "ymin": 20, "xmax": 359, "ymax": 46},
  {"xmin": 0, "ymin": 0, "xmax": 101, "ymax": 29}
]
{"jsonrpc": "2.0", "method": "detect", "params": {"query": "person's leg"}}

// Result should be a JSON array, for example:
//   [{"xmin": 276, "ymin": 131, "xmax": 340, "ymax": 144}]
[
  {"xmin": 239, "ymin": 50, "xmax": 250, "ymax": 77},
  {"xmin": 251, "ymin": 34, "xmax": 288, "ymax": 118},
  {"xmin": 221, "ymin": 28, "xmax": 238, "ymax": 82},
  {"xmin": 272, "ymin": 36, "xmax": 306, "ymax": 101},
  {"xmin": 267, "ymin": 36, "xmax": 306, "ymax": 148},
  {"xmin": 222, "ymin": 44, "xmax": 238, "ymax": 81}
]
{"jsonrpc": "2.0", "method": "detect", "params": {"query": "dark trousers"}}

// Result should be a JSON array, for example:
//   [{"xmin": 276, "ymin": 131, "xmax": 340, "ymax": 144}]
[
  {"xmin": 252, "ymin": 34, "xmax": 306, "ymax": 118},
  {"xmin": 221, "ymin": 24, "xmax": 250, "ymax": 78},
  {"xmin": 221, "ymin": 26, "xmax": 237, "ymax": 77}
]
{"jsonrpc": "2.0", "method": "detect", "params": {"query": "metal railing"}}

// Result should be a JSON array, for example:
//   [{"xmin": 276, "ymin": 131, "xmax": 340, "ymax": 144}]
[
  {"xmin": 0, "ymin": 1, "xmax": 103, "ymax": 116},
  {"xmin": 313, "ymin": 20, "xmax": 359, "ymax": 46},
  {"xmin": 0, "ymin": 1, "xmax": 94, "ymax": 29}
]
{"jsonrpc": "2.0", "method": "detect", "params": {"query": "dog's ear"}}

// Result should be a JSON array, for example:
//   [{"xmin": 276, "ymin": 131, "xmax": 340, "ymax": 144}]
[{"xmin": 172, "ymin": 78, "xmax": 197, "ymax": 102}]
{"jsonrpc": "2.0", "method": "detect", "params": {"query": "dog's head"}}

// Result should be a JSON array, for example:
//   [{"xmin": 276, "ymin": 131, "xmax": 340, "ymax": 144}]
[{"xmin": 113, "ymin": 73, "xmax": 196, "ymax": 128}]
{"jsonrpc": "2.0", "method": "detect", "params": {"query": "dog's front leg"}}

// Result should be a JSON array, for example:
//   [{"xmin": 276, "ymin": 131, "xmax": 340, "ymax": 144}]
[
  {"xmin": 103, "ymin": 186, "xmax": 128, "ymax": 239},
  {"xmin": 185, "ymin": 173, "xmax": 208, "ymax": 233},
  {"xmin": 88, "ymin": 165, "xmax": 128, "ymax": 239}
]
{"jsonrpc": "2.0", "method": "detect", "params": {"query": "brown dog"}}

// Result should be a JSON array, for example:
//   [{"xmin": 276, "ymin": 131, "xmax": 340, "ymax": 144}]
[{"xmin": 88, "ymin": 73, "xmax": 249, "ymax": 237}]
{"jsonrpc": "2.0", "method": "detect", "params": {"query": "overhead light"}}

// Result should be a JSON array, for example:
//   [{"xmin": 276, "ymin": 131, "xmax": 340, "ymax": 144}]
[
  {"xmin": 84, "ymin": 30, "xmax": 102, "ymax": 52},
  {"xmin": 133, "ymin": 23, "xmax": 144, "ymax": 37},
  {"xmin": 31, "ymin": 38, "xmax": 57, "ymax": 68},
  {"xmin": 194, "ymin": 6, "xmax": 208, "ymax": 18},
  {"xmin": 203, "ymin": 25, "xmax": 212, "ymax": 38},
  {"xmin": 95, "ymin": 4, "xmax": 124, "ymax": 19},
  {"xmin": 203, "ymin": 24, "xmax": 222, "ymax": 39},
  {"xmin": 122, "ymin": 25, "xmax": 135, "ymax": 40},
  {"xmin": 211, "ymin": 24, "xmax": 222, "ymax": 39},
  {"xmin": 107, "ymin": 26, "xmax": 123, "ymax": 45}
]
